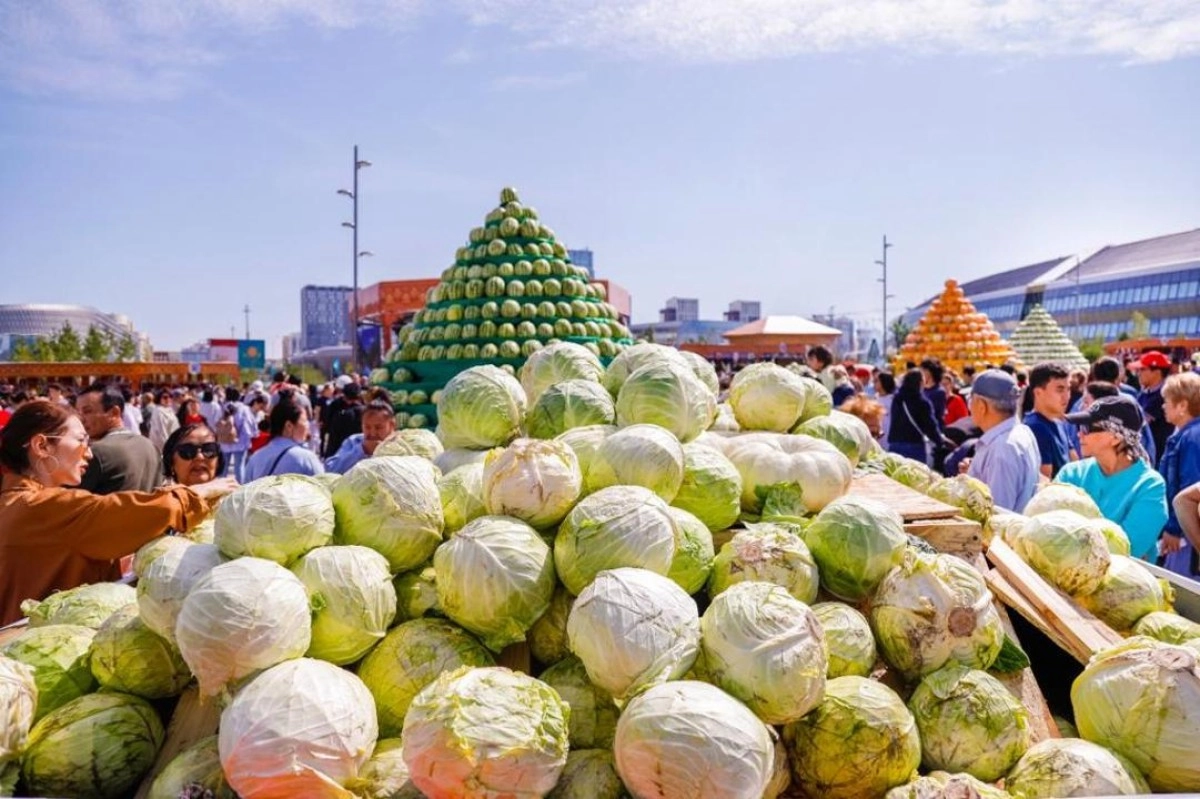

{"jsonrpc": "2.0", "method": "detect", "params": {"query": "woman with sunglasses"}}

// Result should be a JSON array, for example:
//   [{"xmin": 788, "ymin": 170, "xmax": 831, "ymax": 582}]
[
  {"xmin": 1057, "ymin": 394, "xmax": 1168, "ymax": 562},
  {"xmin": 0, "ymin": 400, "xmax": 236, "ymax": 626},
  {"xmin": 162, "ymin": 423, "xmax": 227, "ymax": 487}
]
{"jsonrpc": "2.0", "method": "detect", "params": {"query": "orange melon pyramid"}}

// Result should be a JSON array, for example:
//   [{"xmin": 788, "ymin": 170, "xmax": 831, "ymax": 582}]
[{"xmin": 894, "ymin": 279, "xmax": 1017, "ymax": 373}]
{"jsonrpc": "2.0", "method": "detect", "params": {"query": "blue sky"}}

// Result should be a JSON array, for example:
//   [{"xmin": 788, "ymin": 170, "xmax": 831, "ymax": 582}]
[{"xmin": 2, "ymin": 1, "xmax": 1198, "ymax": 355}]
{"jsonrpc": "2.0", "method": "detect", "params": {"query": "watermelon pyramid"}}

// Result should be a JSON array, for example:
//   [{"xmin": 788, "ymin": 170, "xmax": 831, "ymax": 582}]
[
  {"xmin": 378, "ymin": 187, "xmax": 633, "ymax": 429},
  {"xmin": 894, "ymin": 279, "xmax": 1017, "ymax": 374},
  {"xmin": 1007, "ymin": 305, "xmax": 1089, "ymax": 370}
]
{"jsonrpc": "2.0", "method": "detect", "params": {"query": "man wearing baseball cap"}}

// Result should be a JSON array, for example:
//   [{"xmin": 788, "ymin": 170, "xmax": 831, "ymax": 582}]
[
  {"xmin": 1133, "ymin": 351, "xmax": 1173, "ymax": 468},
  {"xmin": 1059, "ymin": 395, "xmax": 1167, "ymax": 562},
  {"xmin": 963, "ymin": 370, "xmax": 1041, "ymax": 513}
]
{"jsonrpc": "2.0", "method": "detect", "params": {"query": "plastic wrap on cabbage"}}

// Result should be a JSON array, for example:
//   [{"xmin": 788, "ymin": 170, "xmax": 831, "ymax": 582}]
[
  {"xmin": 926, "ymin": 474, "xmax": 993, "ymax": 525},
  {"xmin": 1005, "ymin": 738, "xmax": 1149, "ymax": 798},
  {"xmin": 567, "ymin": 568, "xmax": 700, "ymax": 701},
  {"xmin": 672, "ymin": 442, "xmax": 742, "ymax": 532},
  {"xmin": 1014, "ymin": 510, "xmax": 1110, "ymax": 596},
  {"xmin": 805, "ymin": 496, "xmax": 906, "ymax": 601},
  {"xmin": 615, "ymin": 360, "xmax": 716, "ymax": 443},
  {"xmin": 526, "ymin": 379, "xmax": 615, "ymax": 439},
  {"xmin": 373, "ymin": 428, "xmax": 444, "ymax": 460},
  {"xmin": 908, "ymin": 664, "xmax": 1031, "ymax": 781},
  {"xmin": 871, "ymin": 553, "xmax": 1005, "ymax": 680},
  {"xmin": 147, "ymin": 735, "xmax": 235, "ymax": 799},
  {"xmin": 0, "ymin": 655, "xmax": 36, "ymax": 762},
  {"xmin": 402, "ymin": 666, "xmax": 569, "ymax": 799},
  {"xmin": 214, "ymin": 474, "xmax": 335, "ymax": 565},
  {"xmin": 586, "ymin": 423, "xmax": 685, "ymax": 501},
  {"xmin": 2, "ymin": 625, "xmax": 95, "ymax": 721},
  {"xmin": 1133, "ymin": 610, "xmax": 1200, "ymax": 644},
  {"xmin": 1071, "ymin": 637, "xmax": 1200, "ymax": 791},
  {"xmin": 707, "ymin": 523, "xmax": 819, "ymax": 603},
  {"xmin": 885, "ymin": 772, "xmax": 1013, "ymax": 799},
  {"xmin": 483, "ymin": 438, "xmax": 582, "ymax": 529},
  {"xmin": 539, "ymin": 657, "xmax": 619, "ymax": 749},
  {"xmin": 701, "ymin": 582, "xmax": 827, "ymax": 724},
  {"xmin": 292, "ymin": 545, "xmax": 397, "ymax": 665},
  {"xmin": 793, "ymin": 411, "xmax": 875, "ymax": 466},
  {"xmin": 1023, "ymin": 483, "xmax": 1102, "ymax": 519},
  {"xmin": 332, "ymin": 455, "xmax": 444, "ymax": 573},
  {"xmin": 21, "ymin": 692, "xmax": 164, "ymax": 799},
  {"xmin": 219, "ymin": 658, "xmax": 378, "ymax": 799},
  {"xmin": 20, "ymin": 582, "xmax": 135, "ymax": 629},
  {"xmin": 89, "ymin": 605, "xmax": 191, "ymax": 699},
  {"xmin": 436, "ymin": 365, "xmax": 527, "ymax": 449},
  {"xmin": 783, "ymin": 676, "xmax": 921, "ymax": 799},
  {"xmin": 434, "ymin": 515, "xmax": 556, "ymax": 652},
  {"xmin": 812, "ymin": 602, "xmax": 877, "ymax": 678},
  {"xmin": 529, "ymin": 585, "xmax": 574, "ymax": 667},
  {"xmin": 547, "ymin": 749, "xmax": 625, "ymax": 799},
  {"xmin": 614, "ymin": 680, "xmax": 774, "ymax": 799},
  {"xmin": 1076, "ymin": 555, "xmax": 1165, "ymax": 631}
]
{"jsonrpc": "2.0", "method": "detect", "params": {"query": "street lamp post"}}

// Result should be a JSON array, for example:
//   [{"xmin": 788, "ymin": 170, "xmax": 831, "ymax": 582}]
[
  {"xmin": 339, "ymin": 145, "xmax": 372, "ymax": 370},
  {"xmin": 876, "ymin": 235, "xmax": 894, "ymax": 356}
]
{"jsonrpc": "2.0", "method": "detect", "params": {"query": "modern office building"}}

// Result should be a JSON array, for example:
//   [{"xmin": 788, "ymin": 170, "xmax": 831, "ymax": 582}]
[
  {"xmin": 630, "ymin": 299, "xmax": 760, "ymax": 346},
  {"xmin": 301, "ymin": 285, "xmax": 352, "ymax": 351},
  {"xmin": 659, "ymin": 297, "xmax": 701, "ymax": 323},
  {"xmin": 901, "ymin": 228, "xmax": 1200, "ymax": 345},
  {"xmin": 567, "ymin": 248, "xmax": 594, "ymax": 278},
  {"xmin": 0, "ymin": 303, "xmax": 148, "ymax": 361},
  {"xmin": 724, "ymin": 300, "xmax": 762, "ymax": 323}
]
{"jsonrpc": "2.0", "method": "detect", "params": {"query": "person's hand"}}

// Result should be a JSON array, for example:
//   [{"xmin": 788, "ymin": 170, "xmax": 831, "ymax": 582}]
[
  {"xmin": 957, "ymin": 458, "xmax": 972, "ymax": 474},
  {"xmin": 1160, "ymin": 533, "xmax": 1183, "ymax": 555},
  {"xmin": 190, "ymin": 476, "xmax": 239, "ymax": 502}
]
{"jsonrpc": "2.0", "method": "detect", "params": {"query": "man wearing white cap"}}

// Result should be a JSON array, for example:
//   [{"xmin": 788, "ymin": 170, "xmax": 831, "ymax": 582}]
[{"xmin": 963, "ymin": 369, "xmax": 1041, "ymax": 513}]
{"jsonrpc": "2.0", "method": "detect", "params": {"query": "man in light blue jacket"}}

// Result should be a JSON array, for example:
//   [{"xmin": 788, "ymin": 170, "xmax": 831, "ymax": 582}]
[{"xmin": 325, "ymin": 401, "xmax": 397, "ymax": 474}]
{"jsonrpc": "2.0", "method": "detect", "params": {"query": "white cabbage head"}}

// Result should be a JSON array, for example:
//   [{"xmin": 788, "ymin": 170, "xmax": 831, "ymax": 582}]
[
  {"xmin": 1024, "ymin": 483, "xmax": 1102, "ymax": 519},
  {"xmin": 483, "ymin": 438, "xmax": 582, "ymax": 529},
  {"xmin": 601, "ymin": 342, "xmax": 691, "ymax": 396},
  {"xmin": 1077, "ymin": 555, "xmax": 1165, "ymax": 631},
  {"xmin": 219, "ymin": 658, "xmax": 378, "ymax": 799},
  {"xmin": 805, "ymin": 496, "xmax": 907, "ymax": 601},
  {"xmin": 0, "ymin": 655, "xmax": 36, "ymax": 761},
  {"xmin": 707, "ymin": 523, "xmax": 820, "ymax": 603},
  {"xmin": 812, "ymin": 602, "xmax": 876, "ymax": 678},
  {"xmin": 175, "ymin": 557, "xmax": 312, "ymax": 699},
  {"xmin": 567, "ymin": 568, "xmax": 700, "ymax": 701},
  {"xmin": 1005, "ymin": 738, "xmax": 1149, "ymax": 799},
  {"xmin": 373, "ymin": 428, "xmax": 443, "ymax": 461},
  {"xmin": 722, "ymin": 432, "xmax": 853, "ymax": 514},
  {"xmin": 615, "ymin": 360, "xmax": 716, "ymax": 443},
  {"xmin": 214, "ymin": 475, "xmax": 335, "ymax": 565},
  {"xmin": 332, "ymin": 455, "xmax": 444, "ymax": 573},
  {"xmin": 402, "ymin": 666, "xmax": 569, "ymax": 799},
  {"xmin": 614, "ymin": 680, "xmax": 775, "ymax": 799},
  {"xmin": 586, "ymin": 423, "xmax": 685, "ymax": 501},
  {"xmin": 1014, "ymin": 509, "xmax": 1111, "ymax": 595},
  {"xmin": 728, "ymin": 362, "xmax": 815, "ymax": 432},
  {"xmin": 20, "ymin": 582, "xmax": 135, "ymax": 629}
]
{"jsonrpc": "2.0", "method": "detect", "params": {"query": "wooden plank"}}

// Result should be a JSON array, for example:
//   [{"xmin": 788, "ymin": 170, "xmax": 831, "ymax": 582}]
[
  {"xmin": 986, "ymin": 539, "xmax": 1122, "ymax": 662},
  {"xmin": 905, "ymin": 517, "xmax": 984, "ymax": 557},
  {"xmin": 497, "ymin": 641, "xmax": 532, "ymax": 675},
  {"xmin": 848, "ymin": 473, "xmax": 960, "ymax": 521},
  {"xmin": 133, "ymin": 686, "xmax": 221, "ymax": 799}
]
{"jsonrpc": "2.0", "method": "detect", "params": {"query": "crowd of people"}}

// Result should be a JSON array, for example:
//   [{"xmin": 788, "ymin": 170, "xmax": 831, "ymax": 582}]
[{"xmin": 798, "ymin": 345, "xmax": 1200, "ymax": 579}]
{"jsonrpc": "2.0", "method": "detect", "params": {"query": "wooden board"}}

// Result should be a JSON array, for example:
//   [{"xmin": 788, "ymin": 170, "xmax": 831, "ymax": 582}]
[
  {"xmin": 986, "ymin": 539, "xmax": 1122, "ymax": 664},
  {"xmin": 133, "ymin": 686, "xmax": 221, "ymax": 799},
  {"xmin": 905, "ymin": 517, "xmax": 984, "ymax": 558},
  {"xmin": 848, "ymin": 473, "xmax": 961, "ymax": 521}
]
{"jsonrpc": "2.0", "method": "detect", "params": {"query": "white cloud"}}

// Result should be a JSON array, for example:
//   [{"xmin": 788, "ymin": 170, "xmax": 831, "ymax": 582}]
[
  {"xmin": 1, "ymin": 0, "xmax": 1196, "ymax": 101},
  {"xmin": 491, "ymin": 71, "xmax": 586, "ymax": 90}
]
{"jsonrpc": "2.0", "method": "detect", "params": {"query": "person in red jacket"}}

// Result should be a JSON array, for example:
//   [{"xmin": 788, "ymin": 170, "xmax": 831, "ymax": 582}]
[{"xmin": 942, "ymin": 371, "xmax": 970, "ymax": 426}]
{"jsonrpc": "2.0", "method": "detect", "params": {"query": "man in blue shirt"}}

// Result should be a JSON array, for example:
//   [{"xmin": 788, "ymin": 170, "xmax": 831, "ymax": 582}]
[
  {"xmin": 964, "ymin": 370, "xmax": 1041, "ymax": 513},
  {"xmin": 1023, "ymin": 363, "xmax": 1074, "ymax": 478},
  {"xmin": 325, "ymin": 401, "xmax": 398, "ymax": 474}
]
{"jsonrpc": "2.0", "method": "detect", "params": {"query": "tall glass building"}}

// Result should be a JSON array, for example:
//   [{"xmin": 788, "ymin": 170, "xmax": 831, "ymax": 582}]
[
  {"xmin": 300, "ymin": 285, "xmax": 352, "ymax": 351},
  {"xmin": 902, "ymin": 228, "xmax": 1200, "ymax": 344}
]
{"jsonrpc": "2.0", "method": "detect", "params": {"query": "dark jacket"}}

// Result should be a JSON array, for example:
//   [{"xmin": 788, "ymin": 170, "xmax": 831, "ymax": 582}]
[
  {"xmin": 78, "ymin": 429, "xmax": 163, "ymax": 495},
  {"xmin": 322, "ymin": 397, "xmax": 364, "ymax": 458},
  {"xmin": 888, "ymin": 392, "xmax": 944, "ymax": 446}
]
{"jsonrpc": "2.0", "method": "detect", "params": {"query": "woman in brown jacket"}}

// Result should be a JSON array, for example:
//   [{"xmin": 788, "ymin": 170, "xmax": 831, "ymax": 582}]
[{"xmin": 0, "ymin": 400, "xmax": 235, "ymax": 625}]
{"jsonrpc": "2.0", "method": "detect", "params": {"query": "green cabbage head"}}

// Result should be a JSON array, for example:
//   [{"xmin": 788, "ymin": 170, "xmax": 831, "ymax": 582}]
[
  {"xmin": 908, "ymin": 664, "xmax": 1031, "ymax": 781},
  {"xmin": 794, "ymin": 411, "xmax": 875, "ymax": 466},
  {"xmin": 539, "ymin": 656, "xmax": 619, "ymax": 749},
  {"xmin": 1133, "ymin": 611, "xmax": 1200, "ymax": 645},
  {"xmin": 1014, "ymin": 509, "xmax": 1110, "ymax": 595},
  {"xmin": 728, "ymin": 362, "xmax": 814, "ymax": 432},
  {"xmin": 21, "ymin": 582, "xmax": 135, "ymax": 629},
  {"xmin": 346, "ymin": 739, "xmax": 421, "ymax": 799},
  {"xmin": 526, "ymin": 379, "xmax": 615, "ymax": 439},
  {"xmin": 528, "ymin": 585, "xmax": 574, "ymax": 667},
  {"xmin": 806, "ymin": 496, "xmax": 906, "ymax": 601},
  {"xmin": 554, "ymin": 424, "xmax": 616, "ymax": 485},
  {"xmin": 89, "ymin": 605, "xmax": 191, "ymax": 699},
  {"xmin": 483, "ymin": 438, "xmax": 582, "ymax": 529},
  {"xmin": 214, "ymin": 474, "xmax": 334, "ymax": 565},
  {"xmin": 666, "ymin": 507, "xmax": 715, "ymax": 595},
  {"xmin": 812, "ymin": 602, "xmax": 877, "ymax": 678},
  {"xmin": 436, "ymin": 365, "xmax": 527, "ymax": 449},
  {"xmin": 547, "ymin": 749, "xmax": 625, "ymax": 799},
  {"xmin": 434, "ymin": 516, "xmax": 556, "ymax": 651},
  {"xmin": 1024, "ymin": 483, "xmax": 1102, "ymax": 519},
  {"xmin": 438, "ymin": 463, "xmax": 486, "ymax": 534},
  {"xmin": 782, "ymin": 676, "xmax": 921, "ymax": 799},
  {"xmin": 1077, "ymin": 555, "xmax": 1165, "ymax": 631},
  {"xmin": 1087, "ymin": 517, "xmax": 1131, "ymax": 555},
  {"xmin": 402, "ymin": 666, "xmax": 569, "ymax": 799},
  {"xmin": 520, "ymin": 341, "xmax": 604, "ymax": 403},
  {"xmin": 672, "ymin": 443, "xmax": 742, "ymax": 532},
  {"xmin": 356, "ymin": 618, "xmax": 494, "ymax": 738},
  {"xmin": 614, "ymin": 680, "xmax": 775, "ymax": 799},
  {"xmin": 136, "ymin": 542, "xmax": 223, "ymax": 645},
  {"xmin": 586, "ymin": 423, "xmax": 685, "ymax": 501},
  {"xmin": 147, "ymin": 735, "xmax": 234, "ymax": 799},
  {"xmin": 132, "ymin": 535, "xmax": 193, "ymax": 579},
  {"xmin": 2, "ymin": 624, "xmax": 95, "ymax": 721},
  {"xmin": 332, "ymin": 455, "xmax": 444, "ymax": 573},
  {"xmin": 1072, "ymin": 637, "xmax": 1200, "ymax": 792},
  {"xmin": 292, "ymin": 545, "xmax": 398, "ymax": 665},
  {"xmin": 707, "ymin": 523, "xmax": 819, "ymax": 603},
  {"xmin": 374, "ymin": 428, "xmax": 443, "ymax": 461},
  {"xmin": 615, "ymin": 360, "xmax": 716, "ymax": 443},
  {"xmin": 391, "ymin": 565, "xmax": 441, "ymax": 622},
  {"xmin": 1005, "ymin": 738, "xmax": 1149, "ymax": 799},
  {"xmin": 601, "ymin": 342, "xmax": 691, "ymax": 396},
  {"xmin": 701, "ymin": 581, "xmax": 827, "ymax": 725},
  {"xmin": 926, "ymin": 474, "xmax": 993, "ymax": 525},
  {"xmin": 21, "ymin": 692, "xmax": 164, "ymax": 799}
]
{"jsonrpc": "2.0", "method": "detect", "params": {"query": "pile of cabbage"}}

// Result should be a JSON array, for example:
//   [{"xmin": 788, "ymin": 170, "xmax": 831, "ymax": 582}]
[{"xmin": 2, "ymin": 350, "xmax": 1196, "ymax": 798}]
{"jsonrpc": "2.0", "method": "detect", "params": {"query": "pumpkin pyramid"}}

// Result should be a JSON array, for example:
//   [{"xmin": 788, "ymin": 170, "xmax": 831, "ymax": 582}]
[
  {"xmin": 894, "ymin": 279, "xmax": 1016, "ymax": 374},
  {"xmin": 1007, "ymin": 304, "xmax": 1089, "ymax": 370},
  {"xmin": 377, "ymin": 187, "xmax": 633, "ymax": 430}
]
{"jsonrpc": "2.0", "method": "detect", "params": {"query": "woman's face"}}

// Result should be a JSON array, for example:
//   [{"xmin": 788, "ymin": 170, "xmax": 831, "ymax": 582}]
[
  {"xmin": 285, "ymin": 413, "xmax": 310, "ymax": 443},
  {"xmin": 171, "ymin": 427, "xmax": 220, "ymax": 486},
  {"xmin": 941, "ymin": 374, "xmax": 955, "ymax": 392},
  {"xmin": 1078, "ymin": 427, "xmax": 1118, "ymax": 459},
  {"xmin": 1165, "ymin": 396, "xmax": 1192, "ymax": 427},
  {"xmin": 39, "ymin": 416, "xmax": 92, "ymax": 486}
]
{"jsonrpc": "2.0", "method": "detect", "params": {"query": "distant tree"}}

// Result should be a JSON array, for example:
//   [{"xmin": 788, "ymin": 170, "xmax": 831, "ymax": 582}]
[
  {"xmin": 52, "ymin": 322, "xmax": 84, "ymax": 361},
  {"xmin": 32, "ymin": 338, "xmax": 57, "ymax": 362},
  {"xmin": 1079, "ymin": 337, "xmax": 1105, "ymax": 363},
  {"xmin": 889, "ymin": 319, "xmax": 912, "ymax": 351},
  {"xmin": 8, "ymin": 338, "xmax": 34, "ymax": 362},
  {"xmin": 116, "ymin": 334, "xmax": 140, "ymax": 362},
  {"xmin": 1129, "ymin": 311, "xmax": 1150, "ymax": 340},
  {"xmin": 82, "ymin": 324, "xmax": 112, "ymax": 362}
]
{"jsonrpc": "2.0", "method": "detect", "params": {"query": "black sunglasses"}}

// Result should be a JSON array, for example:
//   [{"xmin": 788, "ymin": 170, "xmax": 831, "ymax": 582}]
[{"xmin": 176, "ymin": 442, "xmax": 220, "ymax": 460}]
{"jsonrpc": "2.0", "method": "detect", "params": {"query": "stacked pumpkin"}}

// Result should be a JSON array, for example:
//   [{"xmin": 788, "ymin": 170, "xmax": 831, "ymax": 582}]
[
  {"xmin": 1007, "ymin": 305, "xmax": 1090, "ymax": 371},
  {"xmin": 894, "ymin": 280, "xmax": 1017, "ymax": 374}
]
